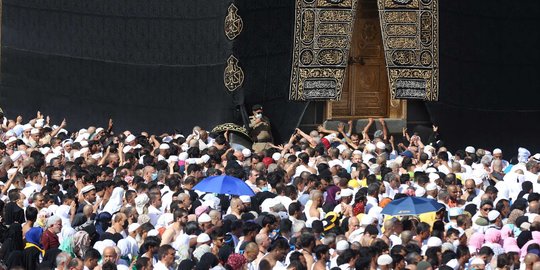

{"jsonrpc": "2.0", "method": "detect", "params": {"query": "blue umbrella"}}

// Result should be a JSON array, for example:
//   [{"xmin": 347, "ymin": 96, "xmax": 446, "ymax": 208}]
[
  {"xmin": 381, "ymin": 196, "xmax": 444, "ymax": 216},
  {"xmin": 193, "ymin": 175, "xmax": 255, "ymax": 196}
]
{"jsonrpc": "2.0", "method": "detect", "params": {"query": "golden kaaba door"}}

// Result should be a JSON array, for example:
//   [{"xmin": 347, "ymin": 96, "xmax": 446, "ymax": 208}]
[{"xmin": 327, "ymin": 0, "xmax": 405, "ymax": 119}]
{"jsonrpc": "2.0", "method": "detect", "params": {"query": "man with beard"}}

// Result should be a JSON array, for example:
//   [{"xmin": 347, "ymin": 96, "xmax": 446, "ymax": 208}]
[
  {"xmin": 77, "ymin": 185, "xmax": 97, "ymax": 214},
  {"xmin": 224, "ymin": 197, "xmax": 245, "ymax": 220},
  {"xmin": 447, "ymin": 184, "xmax": 465, "ymax": 208},
  {"xmin": 161, "ymin": 208, "xmax": 188, "ymax": 245},
  {"xmin": 105, "ymin": 213, "xmax": 128, "ymax": 243},
  {"xmin": 313, "ymin": 244, "xmax": 330, "ymax": 270},
  {"xmin": 4, "ymin": 189, "xmax": 25, "ymax": 225},
  {"xmin": 258, "ymin": 237, "xmax": 289, "ymax": 270}
]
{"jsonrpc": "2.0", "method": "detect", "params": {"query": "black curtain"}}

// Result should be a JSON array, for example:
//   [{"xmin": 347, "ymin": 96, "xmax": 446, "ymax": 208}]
[
  {"xmin": 234, "ymin": 0, "xmax": 308, "ymax": 143},
  {"xmin": 425, "ymin": 0, "xmax": 540, "ymax": 154},
  {"xmin": 1, "ymin": 0, "xmax": 307, "ymax": 142}
]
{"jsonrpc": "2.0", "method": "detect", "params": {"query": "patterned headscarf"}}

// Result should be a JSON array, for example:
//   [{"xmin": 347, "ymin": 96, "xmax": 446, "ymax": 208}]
[
  {"xmin": 72, "ymin": 231, "xmax": 91, "ymax": 258},
  {"xmin": 226, "ymin": 254, "xmax": 247, "ymax": 270}
]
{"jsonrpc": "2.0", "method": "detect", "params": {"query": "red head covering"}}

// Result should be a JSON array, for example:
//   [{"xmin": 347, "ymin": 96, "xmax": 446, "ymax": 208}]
[
  {"xmin": 321, "ymin": 137, "xmax": 331, "ymax": 149},
  {"xmin": 262, "ymin": 157, "xmax": 274, "ymax": 168},
  {"xmin": 227, "ymin": 254, "xmax": 247, "ymax": 270}
]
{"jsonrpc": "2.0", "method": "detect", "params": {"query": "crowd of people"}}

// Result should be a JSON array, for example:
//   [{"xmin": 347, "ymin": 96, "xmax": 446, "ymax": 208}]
[{"xmin": 0, "ymin": 109, "xmax": 539, "ymax": 270}]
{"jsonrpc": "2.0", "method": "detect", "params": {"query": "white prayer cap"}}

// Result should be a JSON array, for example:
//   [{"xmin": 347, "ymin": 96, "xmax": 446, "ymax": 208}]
[
  {"xmin": 488, "ymin": 210, "xmax": 500, "ymax": 222},
  {"xmin": 415, "ymin": 187, "xmax": 426, "ymax": 197},
  {"xmin": 122, "ymin": 145, "xmax": 132, "ymax": 154},
  {"xmin": 196, "ymin": 233, "xmax": 211, "ymax": 243},
  {"xmin": 329, "ymin": 159, "xmax": 344, "ymax": 168},
  {"xmin": 167, "ymin": 155, "xmax": 179, "ymax": 163},
  {"xmin": 5, "ymin": 137, "xmax": 17, "ymax": 145},
  {"xmin": 242, "ymin": 148, "xmax": 251, "ymax": 158},
  {"xmin": 448, "ymin": 207, "xmax": 463, "ymax": 217},
  {"xmin": 198, "ymin": 213, "xmax": 211, "ymax": 223},
  {"xmin": 239, "ymin": 195, "xmax": 251, "ymax": 203},
  {"xmin": 377, "ymin": 254, "xmax": 393, "ymax": 266},
  {"xmin": 128, "ymin": 223, "xmax": 140, "ymax": 233},
  {"xmin": 147, "ymin": 229, "xmax": 159, "ymax": 237},
  {"xmin": 95, "ymin": 127, "xmax": 104, "ymax": 134},
  {"xmin": 78, "ymin": 128, "xmax": 88, "ymax": 135},
  {"xmin": 30, "ymin": 128, "xmax": 40, "ymax": 135},
  {"xmin": 159, "ymin": 143, "xmax": 170, "ymax": 150},
  {"xmin": 425, "ymin": 167, "xmax": 438, "ymax": 173},
  {"xmin": 429, "ymin": 173, "xmax": 440, "ymax": 182},
  {"xmin": 465, "ymin": 146, "xmax": 475, "ymax": 154},
  {"xmin": 352, "ymin": 150, "xmax": 362, "ymax": 155},
  {"xmin": 426, "ymin": 183, "xmax": 438, "ymax": 191},
  {"xmin": 272, "ymin": 152, "xmax": 281, "ymax": 161},
  {"xmin": 125, "ymin": 134, "xmax": 136, "ymax": 143},
  {"xmin": 336, "ymin": 240, "xmax": 349, "ymax": 251},
  {"xmin": 23, "ymin": 124, "xmax": 32, "ymax": 130},
  {"xmin": 365, "ymin": 143, "xmax": 376, "ymax": 153},
  {"xmin": 10, "ymin": 151, "xmax": 23, "ymax": 162},
  {"xmin": 80, "ymin": 185, "xmax": 96, "ymax": 194},
  {"xmin": 336, "ymin": 144, "xmax": 348, "ymax": 153},
  {"xmin": 376, "ymin": 142, "xmax": 386, "ymax": 150},
  {"xmin": 340, "ymin": 188, "xmax": 354, "ymax": 197},
  {"xmin": 426, "ymin": 236, "xmax": 442, "ymax": 247},
  {"xmin": 493, "ymin": 148, "xmax": 502, "ymax": 154},
  {"xmin": 178, "ymin": 152, "xmax": 189, "ymax": 161}
]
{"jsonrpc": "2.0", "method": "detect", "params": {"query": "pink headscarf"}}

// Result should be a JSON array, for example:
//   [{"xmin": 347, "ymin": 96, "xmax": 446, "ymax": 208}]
[
  {"xmin": 520, "ymin": 231, "xmax": 540, "ymax": 258},
  {"xmin": 468, "ymin": 232, "xmax": 485, "ymax": 254},
  {"xmin": 533, "ymin": 231, "xmax": 540, "ymax": 242},
  {"xmin": 503, "ymin": 238, "xmax": 521, "ymax": 256},
  {"xmin": 500, "ymin": 224, "xmax": 513, "ymax": 240},
  {"xmin": 485, "ymin": 228, "xmax": 502, "ymax": 244}
]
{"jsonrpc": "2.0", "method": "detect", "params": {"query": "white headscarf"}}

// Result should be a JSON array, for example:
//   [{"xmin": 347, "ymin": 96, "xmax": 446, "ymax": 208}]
[{"xmin": 102, "ymin": 187, "xmax": 125, "ymax": 214}]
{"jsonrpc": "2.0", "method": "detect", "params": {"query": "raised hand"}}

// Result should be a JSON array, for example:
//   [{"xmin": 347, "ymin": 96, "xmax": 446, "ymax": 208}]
[{"xmin": 337, "ymin": 122, "xmax": 345, "ymax": 132}]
